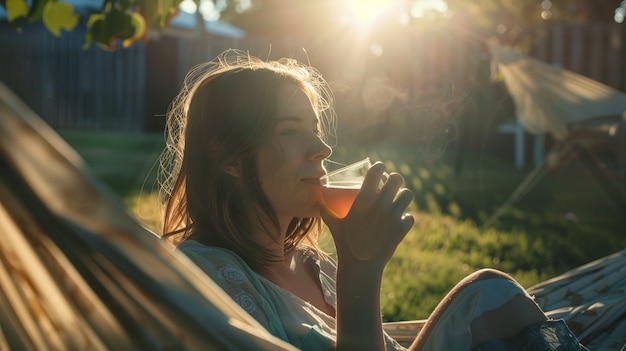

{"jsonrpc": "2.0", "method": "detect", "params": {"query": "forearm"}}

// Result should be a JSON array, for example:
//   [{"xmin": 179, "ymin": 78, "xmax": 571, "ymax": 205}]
[
  {"xmin": 322, "ymin": 165, "xmax": 414, "ymax": 350},
  {"xmin": 335, "ymin": 261, "xmax": 386, "ymax": 351}
]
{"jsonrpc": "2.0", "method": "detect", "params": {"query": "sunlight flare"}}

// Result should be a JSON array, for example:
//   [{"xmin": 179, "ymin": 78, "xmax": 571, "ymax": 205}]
[
  {"xmin": 344, "ymin": 0, "xmax": 450, "ymax": 30},
  {"xmin": 349, "ymin": 0, "xmax": 393, "ymax": 26}
]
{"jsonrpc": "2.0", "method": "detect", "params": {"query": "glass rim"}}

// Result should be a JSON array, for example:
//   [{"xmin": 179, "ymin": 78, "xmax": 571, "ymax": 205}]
[{"xmin": 321, "ymin": 157, "xmax": 371, "ymax": 179}]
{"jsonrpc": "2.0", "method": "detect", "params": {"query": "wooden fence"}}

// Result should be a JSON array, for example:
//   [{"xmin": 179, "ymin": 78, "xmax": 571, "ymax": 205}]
[
  {"xmin": 0, "ymin": 23, "xmax": 146, "ymax": 131},
  {"xmin": 532, "ymin": 22, "xmax": 626, "ymax": 92}
]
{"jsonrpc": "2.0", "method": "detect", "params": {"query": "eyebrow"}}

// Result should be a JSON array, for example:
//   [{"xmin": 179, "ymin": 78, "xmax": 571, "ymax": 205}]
[
  {"xmin": 276, "ymin": 116, "xmax": 319, "ymax": 126},
  {"xmin": 276, "ymin": 116, "xmax": 301, "ymax": 123}
]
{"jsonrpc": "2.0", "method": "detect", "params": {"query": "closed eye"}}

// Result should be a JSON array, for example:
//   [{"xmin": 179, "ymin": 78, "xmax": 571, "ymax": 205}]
[
  {"xmin": 275, "ymin": 116, "xmax": 321, "ymax": 137},
  {"xmin": 279, "ymin": 128, "xmax": 297, "ymax": 136}
]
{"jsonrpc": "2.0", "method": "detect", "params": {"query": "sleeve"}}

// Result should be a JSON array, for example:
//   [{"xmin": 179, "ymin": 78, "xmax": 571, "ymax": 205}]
[{"xmin": 178, "ymin": 244, "xmax": 287, "ymax": 340}]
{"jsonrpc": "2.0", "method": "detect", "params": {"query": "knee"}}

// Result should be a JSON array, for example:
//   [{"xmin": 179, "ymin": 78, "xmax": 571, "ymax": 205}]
[
  {"xmin": 464, "ymin": 268, "xmax": 515, "ymax": 285},
  {"xmin": 456, "ymin": 268, "xmax": 530, "ymax": 297},
  {"xmin": 442, "ymin": 268, "xmax": 527, "ymax": 308}
]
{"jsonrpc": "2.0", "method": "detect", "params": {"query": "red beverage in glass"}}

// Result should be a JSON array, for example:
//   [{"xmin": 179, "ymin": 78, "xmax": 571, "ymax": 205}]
[{"xmin": 321, "ymin": 181, "xmax": 361, "ymax": 218}]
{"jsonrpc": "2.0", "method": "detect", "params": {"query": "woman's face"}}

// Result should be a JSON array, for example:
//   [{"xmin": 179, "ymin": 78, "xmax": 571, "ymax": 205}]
[{"xmin": 256, "ymin": 84, "xmax": 332, "ymax": 222}]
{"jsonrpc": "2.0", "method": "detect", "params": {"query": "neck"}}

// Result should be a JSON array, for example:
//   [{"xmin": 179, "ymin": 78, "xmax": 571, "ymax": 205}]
[{"xmin": 250, "ymin": 216, "xmax": 292, "ymax": 259}]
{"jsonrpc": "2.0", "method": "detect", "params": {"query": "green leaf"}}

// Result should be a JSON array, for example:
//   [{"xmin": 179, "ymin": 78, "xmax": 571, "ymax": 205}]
[
  {"xmin": 83, "ymin": 13, "xmax": 105, "ymax": 49},
  {"xmin": 28, "ymin": 0, "xmax": 51, "ymax": 23},
  {"xmin": 86, "ymin": 13, "xmax": 116, "ymax": 50},
  {"xmin": 136, "ymin": 0, "xmax": 182, "ymax": 30},
  {"xmin": 121, "ymin": 12, "xmax": 146, "ymax": 48},
  {"xmin": 5, "ymin": 0, "xmax": 28, "ymax": 23},
  {"xmin": 42, "ymin": 1, "xmax": 79, "ymax": 36},
  {"xmin": 85, "ymin": 7, "xmax": 147, "ymax": 50}
]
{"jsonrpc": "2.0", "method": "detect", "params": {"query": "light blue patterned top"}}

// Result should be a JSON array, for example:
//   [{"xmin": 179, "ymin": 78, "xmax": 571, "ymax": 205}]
[{"xmin": 177, "ymin": 240, "xmax": 405, "ymax": 350}]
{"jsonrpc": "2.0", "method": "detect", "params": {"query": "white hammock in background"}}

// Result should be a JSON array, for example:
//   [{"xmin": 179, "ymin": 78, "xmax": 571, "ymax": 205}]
[{"xmin": 488, "ymin": 43, "xmax": 626, "ymax": 141}]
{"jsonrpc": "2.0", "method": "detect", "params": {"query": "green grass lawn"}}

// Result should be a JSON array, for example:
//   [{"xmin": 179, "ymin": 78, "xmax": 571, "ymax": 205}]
[{"xmin": 60, "ymin": 130, "xmax": 626, "ymax": 322}]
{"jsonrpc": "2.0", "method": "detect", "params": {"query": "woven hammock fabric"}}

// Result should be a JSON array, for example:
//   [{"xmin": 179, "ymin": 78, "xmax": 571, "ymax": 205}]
[
  {"xmin": 489, "ymin": 43, "xmax": 626, "ymax": 141},
  {"xmin": 528, "ymin": 249, "xmax": 626, "ymax": 351}
]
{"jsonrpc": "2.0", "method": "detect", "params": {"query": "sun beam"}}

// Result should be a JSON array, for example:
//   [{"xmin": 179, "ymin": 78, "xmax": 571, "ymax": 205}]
[
  {"xmin": 346, "ymin": 0, "xmax": 394, "ymax": 28},
  {"xmin": 343, "ymin": 0, "xmax": 450, "ymax": 31},
  {"xmin": 348, "ymin": 0, "xmax": 394, "ymax": 27}
]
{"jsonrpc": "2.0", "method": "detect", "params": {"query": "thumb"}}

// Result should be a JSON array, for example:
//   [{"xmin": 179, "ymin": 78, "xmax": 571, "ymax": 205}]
[{"xmin": 319, "ymin": 204, "xmax": 341, "ymax": 230}]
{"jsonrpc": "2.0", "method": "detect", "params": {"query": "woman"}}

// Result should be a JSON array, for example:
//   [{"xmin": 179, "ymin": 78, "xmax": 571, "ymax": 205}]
[{"xmin": 159, "ymin": 50, "xmax": 586, "ymax": 350}]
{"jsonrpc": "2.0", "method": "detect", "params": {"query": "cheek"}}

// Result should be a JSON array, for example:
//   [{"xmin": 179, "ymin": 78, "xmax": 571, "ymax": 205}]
[
  {"xmin": 257, "ymin": 164, "xmax": 291, "ymax": 201},
  {"xmin": 257, "ymin": 163, "xmax": 287, "ymax": 193},
  {"xmin": 256, "ymin": 142, "xmax": 285, "ymax": 176}
]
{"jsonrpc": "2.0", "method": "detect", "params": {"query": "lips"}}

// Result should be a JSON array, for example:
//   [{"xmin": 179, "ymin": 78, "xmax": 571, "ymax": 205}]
[{"xmin": 301, "ymin": 173, "xmax": 325, "ymax": 185}]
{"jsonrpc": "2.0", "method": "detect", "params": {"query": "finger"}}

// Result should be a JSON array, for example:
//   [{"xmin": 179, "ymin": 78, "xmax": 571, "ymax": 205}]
[
  {"xmin": 388, "ymin": 211, "xmax": 415, "ymax": 244},
  {"xmin": 401, "ymin": 212, "xmax": 415, "ymax": 231},
  {"xmin": 319, "ymin": 204, "xmax": 340, "ymax": 228},
  {"xmin": 360, "ymin": 162, "xmax": 386, "ymax": 194},
  {"xmin": 320, "ymin": 205, "xmax": 345, "ymax": 241},
  {"xmin": 378, "ymin": 172, "xmax": 404, "ymax": 204},
  {"xmin": 391, "ymin": 188, "xmax": 413, "ymax": 216}
]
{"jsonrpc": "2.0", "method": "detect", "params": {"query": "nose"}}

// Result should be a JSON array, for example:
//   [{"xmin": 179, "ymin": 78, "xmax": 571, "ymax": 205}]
[{"xmin": 310, "ymin": 136, "xmax": 332, "ymax": 161}]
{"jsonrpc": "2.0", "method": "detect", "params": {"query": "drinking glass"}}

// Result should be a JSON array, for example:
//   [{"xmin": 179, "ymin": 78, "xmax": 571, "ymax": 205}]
[{"xmin": 320, "ymin": 158, "xmax": 382, "ymax": 218}]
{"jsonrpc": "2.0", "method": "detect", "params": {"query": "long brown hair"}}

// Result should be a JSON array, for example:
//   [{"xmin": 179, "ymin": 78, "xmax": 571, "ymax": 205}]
[{"xmin": 159, "ymin": 50, "xmax": 336, "ymax": 270}]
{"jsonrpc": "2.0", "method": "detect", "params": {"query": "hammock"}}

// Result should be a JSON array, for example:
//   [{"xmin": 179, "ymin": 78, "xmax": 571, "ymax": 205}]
[
  {"xmin": 1, "ymin": 80, "xmax": 624, "ymax": 350},
  {"xmin": 528, "ymin": 249, "xmax": 626, "ymax": 350},
  {"xmin": 488, "ymin": 43, "xmax": 626, "ymax": 141},
  {"xmin": 484, "ymin": 43, "xmax": 626, "ymax": 231},
  {"xmin": 0, "ymin": 81, "xmax": 296, "ymax": 350}
]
